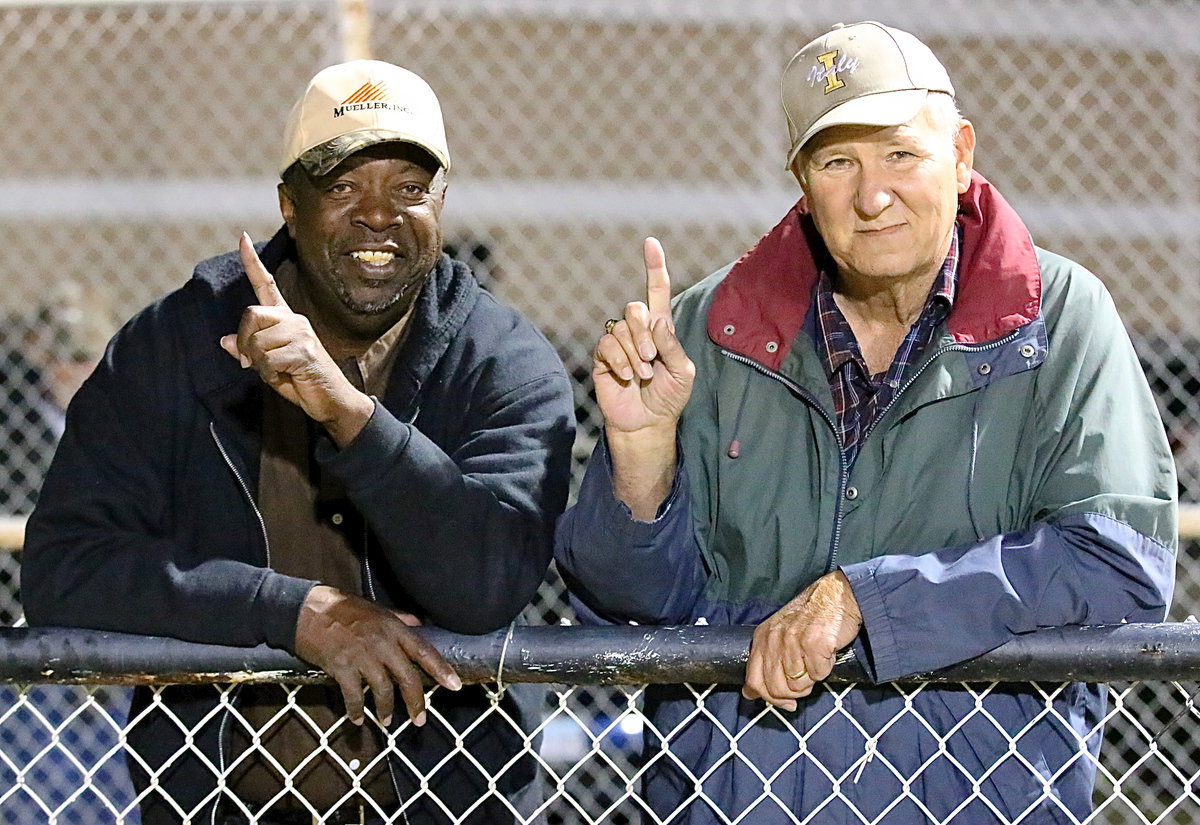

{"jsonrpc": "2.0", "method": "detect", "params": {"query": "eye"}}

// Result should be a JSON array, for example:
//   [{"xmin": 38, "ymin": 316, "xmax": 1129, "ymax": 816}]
[
  {"xmin": 396, "ymin": 182, "xmax": 432, "ymax": 204},
  {"xmin": 819, "ymin": 157, "xmax": 853, "ymax": 171},
  {"xmin": 326, "ymin": 181, "xmax": 354, "ymax": 195}
]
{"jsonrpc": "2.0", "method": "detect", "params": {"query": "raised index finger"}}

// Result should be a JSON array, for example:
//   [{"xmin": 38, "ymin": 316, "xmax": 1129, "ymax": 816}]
[
  {"xmin": 239, "ymin": 232, "xmax": 289, "ymax": 309},
  {"xmin": 644, "ymin": 237, "xmax": 672, "ymax": 324}
]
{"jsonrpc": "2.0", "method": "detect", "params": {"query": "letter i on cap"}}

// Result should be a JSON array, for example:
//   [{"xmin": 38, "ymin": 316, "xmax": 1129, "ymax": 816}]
[{"xmin": 780, "ymin": 21, "xmax": 954, "ymax": 169}]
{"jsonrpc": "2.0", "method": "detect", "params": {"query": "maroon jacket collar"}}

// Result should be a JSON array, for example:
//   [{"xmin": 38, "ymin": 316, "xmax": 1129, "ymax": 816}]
[{"xmin": 706, "ymin": 172, "xmax": 1041, "ymax": 372}]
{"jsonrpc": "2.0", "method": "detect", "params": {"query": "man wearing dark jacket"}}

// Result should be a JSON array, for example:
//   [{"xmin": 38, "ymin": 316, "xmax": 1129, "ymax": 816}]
[{"xmin": 22, "ymin": 60, "xmax": 575, "ymax": 824}]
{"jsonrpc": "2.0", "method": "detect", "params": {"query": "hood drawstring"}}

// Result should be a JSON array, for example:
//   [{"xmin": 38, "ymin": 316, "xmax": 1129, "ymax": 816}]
[{"xmin": 727, "ymin": 369, "xmax": 754, "ymax": 459}]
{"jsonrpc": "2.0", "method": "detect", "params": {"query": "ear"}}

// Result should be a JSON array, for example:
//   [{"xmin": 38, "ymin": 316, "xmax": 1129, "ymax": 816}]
[
  {"xmin": 277, "ymin": 182, "xmax": 297, "ymax": 238},
  {"xmin": 791, "ymin": 167, "xmax": 806, "ymax": 195},
  {"xmin": 431, "ymin": 168, "xmax": 449, "ymax": 210},
  {"xmin": 954, "ymin": 120, "xmax": 976, "ymax": 194},
  {"xmin": 788, "ymin": 157, "xmax": 813, "ymax": 198}
]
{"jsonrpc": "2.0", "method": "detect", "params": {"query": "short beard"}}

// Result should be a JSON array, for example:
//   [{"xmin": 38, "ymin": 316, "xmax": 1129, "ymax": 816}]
[
  {"xmin": 333, "ymin": 283, "xmax": 404, "ymax": 315},
  {"xmin": 327, "ymin": 267, "xmax": 428, "ymax": 315}
]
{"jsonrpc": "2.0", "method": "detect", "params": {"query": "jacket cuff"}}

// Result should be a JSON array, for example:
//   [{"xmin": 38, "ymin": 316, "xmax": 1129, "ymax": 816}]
[
  {"xmin": 589, "ymin": 431, "xmax": 686, "ymax": 541},
  {"xmin": 842, "ymin": 559, "xmax": 902, "ymax": 684},
  {"xmin": 255, "ymin": 571, "xmax": 319, "ymax": 652},
  {"xmin": 316, "ymin": 398, "xmax": 412, "ymax": 484},
  {"xmin": 555, "ymin": 431, "xmax": 701, "ymax": 625}
]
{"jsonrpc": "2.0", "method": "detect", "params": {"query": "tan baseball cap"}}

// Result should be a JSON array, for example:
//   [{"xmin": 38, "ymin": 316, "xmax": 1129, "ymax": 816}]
[
  {"xmin": 781, "ymin": 21, "xmax": 954, "ymax": 169},
  {"xmin": 279, "ymin": 59, "xmax": 451, "ymax": 178}
]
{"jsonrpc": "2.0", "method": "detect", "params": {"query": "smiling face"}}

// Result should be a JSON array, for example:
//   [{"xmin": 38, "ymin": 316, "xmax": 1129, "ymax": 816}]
[
  {"xmin": 794, "ymin": 95, "xmax": 974, "ymax": 290},
  {"xmin": 279, "ymin": 141, "xmax": 446, "ymax": 336}
]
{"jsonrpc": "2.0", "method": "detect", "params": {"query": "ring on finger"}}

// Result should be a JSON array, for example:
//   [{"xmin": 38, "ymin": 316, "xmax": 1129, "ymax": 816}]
[
  {"xmin": 604, "ymin": 318, "xmax": 620, "ymax": 335},
  {"xmin": 786, "ymin": 668, "xmax": 807, "ymax": 681}
]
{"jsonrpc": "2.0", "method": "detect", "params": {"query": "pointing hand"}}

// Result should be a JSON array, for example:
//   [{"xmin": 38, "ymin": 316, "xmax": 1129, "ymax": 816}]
[
  {"xmin": 219, "ymin": 233, "xmax": 374, "ymax": 446},
  {"xmin": 592, "ymin": 238, "xmax": 695, "ymax": 435}
]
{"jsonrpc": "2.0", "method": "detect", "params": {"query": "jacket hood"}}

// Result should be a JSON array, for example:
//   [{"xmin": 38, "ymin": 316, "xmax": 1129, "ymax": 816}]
[{"xmin": 706, "ymin": 172, "xmax": 1041, "ymax": 372}]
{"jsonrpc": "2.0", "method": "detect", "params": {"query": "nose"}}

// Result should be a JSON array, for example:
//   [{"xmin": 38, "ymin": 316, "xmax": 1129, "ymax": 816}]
[
  {"xmin": 853, "ymin": 166, "xmax": 893, "ymax": 219},
  {"xmin": 352, "ymin": 188, "xmax": 404, "ymax": 233}
]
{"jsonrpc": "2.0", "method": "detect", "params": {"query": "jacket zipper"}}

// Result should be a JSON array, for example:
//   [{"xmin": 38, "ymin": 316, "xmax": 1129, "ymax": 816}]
[
  {"xmin": 856, "ymin": 330, "xmax": 1021, "ymax": 450},
  {"xmin": 362, "ymin": 530, "xmax": 411, "ymax": 823},
  {"xmin": 721, "ymin": 328, "xmax": 1022, "ymax": 572},
  {"xmin": 363, "ymin": 543, "xmax": 378, "ymax": 602},
  {"xmin": 720, "ymin": 350, "xmax": 850, "ymax": 574},
  {"xmin": 209, "ymin": 422, "xmax": 270, "ymax": 567},
  {"xmin": 208, "ymin": 422, "xmax": 272, "ymax": 823},
  {"xmin": 844, "ymin": 331, "xmax": 1022, "ymax": 566}
]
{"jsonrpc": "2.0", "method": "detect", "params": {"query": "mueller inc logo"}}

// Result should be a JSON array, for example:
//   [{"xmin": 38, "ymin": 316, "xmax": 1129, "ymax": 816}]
[{"xmin": 333, "ymin": 82, "xmax": 412, "ymax": 117}]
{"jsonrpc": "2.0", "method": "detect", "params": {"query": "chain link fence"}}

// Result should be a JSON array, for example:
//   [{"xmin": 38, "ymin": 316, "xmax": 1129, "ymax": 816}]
[
  {"xmin": 1, "ymin": 0, "xmax": 1199, "ymax": 821},
  {"xmin": 0, "ymin": 625, "xmax": 1198, "ymax": 824}
]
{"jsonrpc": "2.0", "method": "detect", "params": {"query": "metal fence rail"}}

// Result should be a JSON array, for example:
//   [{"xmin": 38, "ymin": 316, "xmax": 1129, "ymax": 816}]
[
  {"xmin": 1, "ymin": 624, "xmax": 1198, "ymax": 824},
  {"xmin": 5, "ymin": 624, "xmax": 1200, "ymax": 686}
]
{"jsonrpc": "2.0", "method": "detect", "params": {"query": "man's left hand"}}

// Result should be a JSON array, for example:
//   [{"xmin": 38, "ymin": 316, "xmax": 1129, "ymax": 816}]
[
  {"xmin": 742, "ymin": 571, "xmax": 863, "ymax": 711},
  {"xmin": 219, "ymin": 233, "xmax": 374, "ymax": 446},
  {"xmin": 294, "ymin": 586, "xmax": 462, "ymax": 728}
]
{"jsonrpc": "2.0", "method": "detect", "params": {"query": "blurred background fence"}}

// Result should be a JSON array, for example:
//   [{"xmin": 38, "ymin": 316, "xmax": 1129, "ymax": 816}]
[{"xmin": 1, "ymin": 0, "xmax": 1200, "ymax": 821}]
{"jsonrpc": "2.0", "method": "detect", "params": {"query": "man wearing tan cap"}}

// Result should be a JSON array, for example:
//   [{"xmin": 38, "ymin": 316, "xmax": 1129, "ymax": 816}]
[
  {"xmin": 557, "ymin": 21, "xmax": 1175, "ymax": 822},
  {"xmin": 23, "ymin": 60, "xmax": 574, "ymax": 824}
]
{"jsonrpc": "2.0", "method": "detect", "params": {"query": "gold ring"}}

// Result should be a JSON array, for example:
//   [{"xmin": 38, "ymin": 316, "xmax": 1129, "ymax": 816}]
[
  {"xmin": 604, "ymin": 318, "xmax": 620, "ymax": 335},
  {"xmin": 786, "ymin": 668, "xmax": 807, "ymax": 681}
]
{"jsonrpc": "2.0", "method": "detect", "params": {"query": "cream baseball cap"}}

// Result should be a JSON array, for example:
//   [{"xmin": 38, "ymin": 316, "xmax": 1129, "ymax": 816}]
[
  {"xmin": 781, "ymin": 21, "xmax": 954, "ymax": 169},
  {"xmin": 279, "ymin": 59, "xmax": 451, "ymax": 177}
]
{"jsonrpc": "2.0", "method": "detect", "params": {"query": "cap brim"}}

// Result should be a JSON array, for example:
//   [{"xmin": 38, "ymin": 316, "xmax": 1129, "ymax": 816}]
[
  {"xmin": 294, "ymin": 129, "xmax": 450, "ymax": 178},
  {"xmin": 786, "ymin": 89, "xmax": 929, "ymax": 169}
]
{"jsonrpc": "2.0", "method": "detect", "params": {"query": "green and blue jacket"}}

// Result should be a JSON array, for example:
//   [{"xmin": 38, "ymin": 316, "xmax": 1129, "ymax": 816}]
[{"xmin": 557, "ymin": 173, "xmax": 1176, "ymax": 823}]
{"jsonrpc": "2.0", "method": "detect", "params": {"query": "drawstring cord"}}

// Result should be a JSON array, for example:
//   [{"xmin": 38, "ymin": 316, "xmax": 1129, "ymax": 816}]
[{"xmin": 727, "ymin": 369, "xmax": 754, "ymax": 458}]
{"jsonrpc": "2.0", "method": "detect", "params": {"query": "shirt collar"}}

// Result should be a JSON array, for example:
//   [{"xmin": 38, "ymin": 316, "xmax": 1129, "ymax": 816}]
[
  {"xmin": 934, "ymin": 223, "xmax": 961, "ymax": 308},
  {"xmin": 815, "ymin": 222, "xmax": 961, "ymax": 378}
]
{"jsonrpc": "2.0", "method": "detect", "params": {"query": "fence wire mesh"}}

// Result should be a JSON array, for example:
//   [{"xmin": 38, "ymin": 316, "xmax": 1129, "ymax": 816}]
[
  {"xmin": 1, "ymin": 0, "xmax": 1200, "ymax": 822},
  {"xmin": 0, "ymin": 677, "xmax": 1198, "ymax": 824}
]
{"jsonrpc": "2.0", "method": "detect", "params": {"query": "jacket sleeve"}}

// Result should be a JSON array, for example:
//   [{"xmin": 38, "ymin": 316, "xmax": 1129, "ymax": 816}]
[
  {"xmin": 553, "ymin": 435, "xmax": 708, "ymax": 625},
  {"xmin": 843, "ymin": 269, "xmax": 1177, "ymax": 683},
  {"xmin": 21, "ymin": 294, "xmax": 315, "ymax": 650},
  {"xmin": 320, "ymin": 338, "xmax": 575, "ymax": 635}
]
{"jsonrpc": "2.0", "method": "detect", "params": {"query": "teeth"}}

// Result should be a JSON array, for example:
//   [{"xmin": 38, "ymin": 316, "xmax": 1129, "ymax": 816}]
[{"xmin": 351, "ymin": 250, "xmax": 394, "ymax": 264}]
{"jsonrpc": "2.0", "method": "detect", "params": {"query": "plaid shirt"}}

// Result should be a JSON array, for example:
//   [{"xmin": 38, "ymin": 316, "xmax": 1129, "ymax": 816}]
[{"xmin": 814, "ymin": 225, "xmax": 960, "ymax": 467}]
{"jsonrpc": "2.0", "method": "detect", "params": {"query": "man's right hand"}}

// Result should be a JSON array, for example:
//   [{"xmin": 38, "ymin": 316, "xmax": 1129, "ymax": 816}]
[
  {"xmin": 220, "ymin": 234, "xmax": 374, "ymax": 448},
  {"xmin": 594, "ymin": 238, "xmax": 695, "ymax": 435},
  {"xmin": 294, "ymin": 585, "xmax": 461, "ymax": 727},
  {"xmin": 593, "ymin": 239, "xmax": 696, "ymax": 521}
]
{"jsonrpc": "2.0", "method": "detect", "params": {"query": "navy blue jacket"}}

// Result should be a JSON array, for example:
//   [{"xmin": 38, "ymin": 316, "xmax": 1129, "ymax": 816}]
[{"xmin": 22, "ymin": 228, "xmax": 575, "ymax": 823}]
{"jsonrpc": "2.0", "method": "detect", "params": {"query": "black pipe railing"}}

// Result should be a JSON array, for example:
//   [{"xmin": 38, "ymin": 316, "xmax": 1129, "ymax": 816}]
[{"xmin": 3, "ymin": 622, "xmax": 1200, "ymax": 686}]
